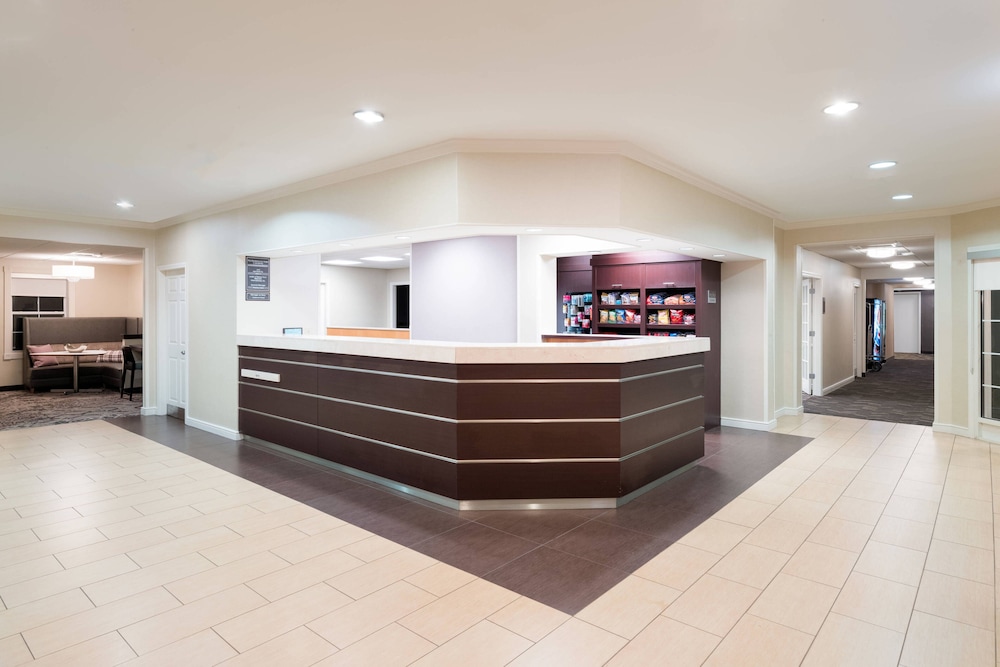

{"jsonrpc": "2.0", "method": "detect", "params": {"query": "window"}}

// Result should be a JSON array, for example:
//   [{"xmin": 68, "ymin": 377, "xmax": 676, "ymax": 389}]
[
  {"xmin": 7, "ymin": 276, "xmax": 69, "ymax": 356},
  {"xmin": 12, "ymin": 295, "xmax": 65, "ymax": 350},
  {"xmin": 983, "ymin": 290, "xmax": 1000, "ymax": 421}
]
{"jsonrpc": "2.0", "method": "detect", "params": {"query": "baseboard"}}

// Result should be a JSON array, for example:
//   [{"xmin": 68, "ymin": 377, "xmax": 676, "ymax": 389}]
[
  {"xmin": 184, "ymin": 416, "xmax": 242, "ymax": 441},
  {"xmin": 823, "ymin": 376, "xmax": 855, "ymax": 395},
  {"xmin": 931, "ymin": 422, "xmax": 972, "ymax": 438},
  {"xmin": 775, "ymin": 406, "xmax": 804, "ymax": 418},
  {"xmin": 720, "ymin": 417, "xmax": 778, "ymax": 431},
  {"xmin": 140, "ymin": 407, "xmax": 158, "ymax": 416}
]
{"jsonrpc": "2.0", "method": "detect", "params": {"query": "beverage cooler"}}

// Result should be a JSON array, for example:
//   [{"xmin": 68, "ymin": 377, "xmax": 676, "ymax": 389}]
[{"xmin": 866, "ymin": 297, "xmax": 886, "ymax": 372}]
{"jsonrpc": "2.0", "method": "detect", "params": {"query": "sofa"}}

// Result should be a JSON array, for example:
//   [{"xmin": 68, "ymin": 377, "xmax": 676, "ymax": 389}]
[{"xmin": 23, "ymin": 317, "xmax": 142, "ymax": 392}]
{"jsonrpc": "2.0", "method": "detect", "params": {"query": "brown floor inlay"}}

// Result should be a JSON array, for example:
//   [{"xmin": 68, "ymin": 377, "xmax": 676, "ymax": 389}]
[{"xmin": 108, "ymin": 415, "xmax": 812, "ymax": 614}]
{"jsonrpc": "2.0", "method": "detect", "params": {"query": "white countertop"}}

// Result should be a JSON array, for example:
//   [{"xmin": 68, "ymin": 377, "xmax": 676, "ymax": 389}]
[{"xmin": 238, "ymin": 334, "xmax": 709, "ymax": 364}]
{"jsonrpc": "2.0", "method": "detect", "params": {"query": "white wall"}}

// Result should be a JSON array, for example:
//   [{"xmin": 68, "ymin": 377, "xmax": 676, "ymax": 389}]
[
  {"xmin": 236, "ymin": 254, "xmax": 321, "ymax": 336},
  {"xmin": 801, "ymin": 248, "xmax": 861, "ymax": 394},
  {"xmin": 321, "ymin": 266, "xmax": 392, "ymax": 328},
  {"xmin": 410, "ymin": 236, "xmax": 517, "ymax": 342},
  {"xmin": 720, "ymin": 260, "xmax": 770, "ymax": 426}
]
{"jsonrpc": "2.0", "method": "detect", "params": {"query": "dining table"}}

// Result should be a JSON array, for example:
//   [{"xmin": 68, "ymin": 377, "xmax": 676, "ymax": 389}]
[{"xmin": 31, "ymin": 349, "xmax": 109, "ymax": 393}]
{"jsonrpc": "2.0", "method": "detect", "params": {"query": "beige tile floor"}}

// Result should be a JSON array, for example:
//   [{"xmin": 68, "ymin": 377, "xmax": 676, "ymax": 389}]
[{"xmin": 0, "ymin": 414, "xmax": 996, "ymax": 666}]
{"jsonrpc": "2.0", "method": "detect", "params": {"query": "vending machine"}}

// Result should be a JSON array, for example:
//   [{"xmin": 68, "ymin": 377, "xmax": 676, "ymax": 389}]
[{"xmin": 866, "ymin": 298, "xmax": 886, "ymax": 372}]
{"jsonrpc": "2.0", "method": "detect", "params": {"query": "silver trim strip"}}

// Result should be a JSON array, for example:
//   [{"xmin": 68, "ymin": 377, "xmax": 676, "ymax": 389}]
[
  {"xmin": 239, "ymin": 355, "xmax": 702, "ymax": 384},
  {"xmin": 621, "ymin": 395, "xmax": 703, "ymax": 421},
  {"xmin": 460, "ymin": 457, "xmax": 619, "ymax": 464},
  {"xmin": 620, "ymin": 427, "xmax": 704, "ymax": 461}
]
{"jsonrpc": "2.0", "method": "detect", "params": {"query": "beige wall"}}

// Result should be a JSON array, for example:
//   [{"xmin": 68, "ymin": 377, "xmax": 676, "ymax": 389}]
[
  {"xmin": 73, "ymin": 264, "xmax": 143, "ymax": 318},
  {"xmin": 802, "ymin": 249, "xmax": 862, "ymax": 393}
]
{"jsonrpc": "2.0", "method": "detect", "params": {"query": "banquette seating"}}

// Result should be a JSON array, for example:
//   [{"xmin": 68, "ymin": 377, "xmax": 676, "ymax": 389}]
[{"xmin": 23, "ymin": 317, "xmax": 142, "ymax": 392}]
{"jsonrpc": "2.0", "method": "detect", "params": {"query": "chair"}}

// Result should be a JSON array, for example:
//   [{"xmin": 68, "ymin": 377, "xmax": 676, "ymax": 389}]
[{"xmin": 121, "ymin": 345, "xmax": 142, "ymax": 400}]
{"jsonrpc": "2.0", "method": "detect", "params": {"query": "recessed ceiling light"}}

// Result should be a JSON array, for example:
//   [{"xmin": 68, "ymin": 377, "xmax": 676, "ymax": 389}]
[
  {"xmin": 679, "ymin": 247, "xmax": 695, "ymax": 252},
  {"xmin": 892, "ymin": 194, "xmax": 913, "ymax": 200},
  {"xmin": 116, "ymin": 200, "xmax": 133, "ymax": 209},
  {"xmin": 360, "ymin": 256, "xmax": 403, "ymax": 262},
  {"xmin": 353, "ymin": 109, "xmax": 384, "ymax": 124},
  {"xmin": 866, "ymin": 247, "xmax": 897, "ymax": 259},
  {"xmin": 890, "ymin": 261, "xmax": 916, "ymax": 270},
  {"xmin": 713, "ymin": 254, "xmax": 726, "ymax": 258},
  {"xmin": 823, "ymin": 101, "xmax": 860, "ymax": 115},
  {"xmin": 324, "ymin": 260, "xmax": 362, "ymax": 266},
  {"xmin": 404, "ymin": 252, "xmax": 411, "ymax": 256},
  {"xmin": 869, "ymin": 161, "xmax": 897, "ymax": 170}
]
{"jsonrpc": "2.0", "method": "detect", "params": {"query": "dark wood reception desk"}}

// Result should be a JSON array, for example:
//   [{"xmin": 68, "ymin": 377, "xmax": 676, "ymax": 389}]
[{"xmin": 237, "ymin": 335, "xmax": 709, "ymax": 509}]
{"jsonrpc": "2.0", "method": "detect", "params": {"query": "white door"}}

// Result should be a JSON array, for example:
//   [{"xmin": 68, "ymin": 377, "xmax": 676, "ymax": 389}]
[
  {"xmin": 802, "ymin": 278, "xmax": 814, "ymax": 394},
  {"xmin": 165, "ymin": 270, "xmax": 188, "ymax": 408},
  {"xmin": 894, "ymin": 291, "xmax": 921, "ymax": 354}
]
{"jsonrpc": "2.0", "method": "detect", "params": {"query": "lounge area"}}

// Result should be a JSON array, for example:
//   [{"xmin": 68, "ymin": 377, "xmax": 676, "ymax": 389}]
[{"xmin": 22, "ymin": 316, "xmax": 142, "ymax": 394}]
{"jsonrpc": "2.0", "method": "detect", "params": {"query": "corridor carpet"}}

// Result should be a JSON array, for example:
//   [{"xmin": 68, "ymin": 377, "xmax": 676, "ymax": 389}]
[
  {"xmin": 804, "ymin": 355, "xmax": 933, "ymax": 425},
  {"xmin": 0, "ymin": 389, "xmax": 141, "ymax": 430}
]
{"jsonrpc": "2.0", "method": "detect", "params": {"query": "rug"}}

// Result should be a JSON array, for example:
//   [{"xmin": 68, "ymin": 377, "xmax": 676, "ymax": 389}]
[
  {"xmin": 0, "ymin": 389, "xmax": 142, "ymax": 431},
  {"xmin": 804, "ymin": 356, "xmax": 934, "ymax": 426}
]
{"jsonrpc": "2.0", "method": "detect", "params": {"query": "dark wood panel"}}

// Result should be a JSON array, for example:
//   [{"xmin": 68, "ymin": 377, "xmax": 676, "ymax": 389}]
[
  {"xmin": 317, "ymin": 367, "xmax": 458, "ymax": 419},
  {"xmin": 457, "ymin": 461, "xmax": 621, "ymax": 500},
  {"xmin": 644, "ymin": 261, "xmax": 697, "ymax": 288},
  {"xmin": 558, "ymin": 269, "xmax": 593, "ymax": 295},
  {"xmin": 316, "ymin": 430, "xmax": 457, "ymax": 498},
  {"xmin": 557, "ymin": 255, "xmax": 593, "ymax": 272},
  {"xmin": 620, "ymin": 400, "xmax": 705, "ymax": 457},
  {"xmin": 619, "ymin": 429, "xmax": 705, "ymax": 494},
  {"xmin": 239, "ymin": 410, "xmax": 318, "ymax": 456},
  {"xmin": 317, "ymin": 398, "xmax": 457, "ymax": 459},
  {"xmin": 590, "ymin": 250, "xmax": 694, "ymax": 266},
  {"xmin": 620, "ymin": 366, "xmax": 703, "ymax": 417},
  {"xmin": 619, "ymin": 353, "xmax": 705, "ymax": 380},
  {"xmin": 457, "ymin": 422, "xmax": 620, "ymax": 460},
  {"xmin": 238, "ymin": 357, "xmax": 318, "ymax": 394},
  {"xmin": 458, "ymin": 364, "xmax": 619, "ymax": 381},
  {"xmin": 457, "ymin": 382, "xmax": 620, "ymax": 420},
  {"xmin": 315, "ymin": 352, "xmax": 458, "ymax": 380},
  {"xmin": 240, "ymin": 384, "xmax": 318, "ymax": 426},
  {"xmin": 239, "ymin": 347, "xmax": 317, "ymax": 365},
  {"xmin": 696, "ymin": 260, "xmax": 722, "ymax": 429},
  {"xmin": 595, "ymin": 264, "xmax": 643, "ymax": 289}
]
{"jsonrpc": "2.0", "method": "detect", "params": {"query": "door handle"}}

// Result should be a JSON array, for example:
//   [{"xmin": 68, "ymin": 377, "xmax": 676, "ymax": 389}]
[{"xmin": 181, "ymin": 350, "xmax": 186, "ymax": 355}]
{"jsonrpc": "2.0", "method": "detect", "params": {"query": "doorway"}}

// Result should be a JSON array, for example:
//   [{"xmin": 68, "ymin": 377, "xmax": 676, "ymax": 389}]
[
  {"xmin": 894, "ymin": 291, "xmax": 921, "ymax": 354},
  {"xmin": 392, "ymin": 283, "xmax": 410, "ymax": 329},
  {"xmin": 158, "ymin": 265, "xmax": 188, "ymax": 419}
]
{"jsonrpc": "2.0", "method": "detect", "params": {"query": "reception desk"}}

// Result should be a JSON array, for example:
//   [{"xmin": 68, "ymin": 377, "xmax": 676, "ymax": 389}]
[{"xmin": 237, "ymin": 334, "xmax": 709, "ymax": 509}]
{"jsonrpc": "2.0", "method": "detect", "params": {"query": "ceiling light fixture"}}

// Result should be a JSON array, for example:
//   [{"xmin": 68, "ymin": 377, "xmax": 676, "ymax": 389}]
[
  {"xmin": 360, "ymin": 256, "xmax": 403, "ymax": 262},
  {"xmin": 116, "ymin": 200, "xmax": 134, "ymax": 209},
  {"xmin": 52, "ymin": 261, "xmax": 95, "ymax": 281},
  {"xmin": 323, "ymin": 260, "xmax": 363, "ymax": 266},
  {"xmin": 353, "ymin": 110, "xmax": 384, "ymax": 124},
  {"xmin": 713, "ymin": 254, "xmax": 726, "ymax": 258},
  {"xmin": 679, "ymin": 247, "xmax": 695, "ymax": 252},
  {"xmin": 866, "ymin": 247, "xmax": 897, "ymax": 259},
  {"xmin": 892, "ymin": 194, "xmax": 913, "ymax": 200},
  {"xmin": 823, "ymin": 101, "xmax": 860, "ymax": 115},
  {"xmin": 890, "ymin": 261, "xmax": 916, "ymax": 270},
  {"xmin": 869, "ymin": 161, "xmax": 897, "ymax": 170}
]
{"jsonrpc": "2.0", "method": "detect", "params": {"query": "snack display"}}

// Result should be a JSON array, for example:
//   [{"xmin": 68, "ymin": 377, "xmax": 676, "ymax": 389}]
[{"xmin": 669, "ymin": 309, "xmax": 684, "ymax": 324}]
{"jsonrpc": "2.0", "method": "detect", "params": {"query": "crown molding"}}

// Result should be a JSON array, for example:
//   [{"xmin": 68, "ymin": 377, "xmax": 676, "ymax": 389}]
[
  {"xmin": 777, "ymin": 195, "xmax": 1000, "ymax": 230},
  {"xmin": 0, "ymin": 207, "xmax": 152, "ymax": 229}
]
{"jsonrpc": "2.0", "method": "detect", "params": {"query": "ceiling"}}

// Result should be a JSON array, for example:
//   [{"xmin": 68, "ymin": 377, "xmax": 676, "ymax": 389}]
[
  {"xmin": 2, "ymin": 1, "xmax": 999, "ymax": 228},
  {"xmin": 0, "ymin": 239, "xmax": 143, "ymax": 265},
  {"xmin": 804, "ymin": 237, "xmax": 935, "ymax": 280}
]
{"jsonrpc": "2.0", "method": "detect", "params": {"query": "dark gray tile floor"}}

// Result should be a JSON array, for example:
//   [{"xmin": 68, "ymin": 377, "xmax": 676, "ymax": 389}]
[{"xmin": 108, "ymin": 415, "xmax": 812, "ymax": 614}]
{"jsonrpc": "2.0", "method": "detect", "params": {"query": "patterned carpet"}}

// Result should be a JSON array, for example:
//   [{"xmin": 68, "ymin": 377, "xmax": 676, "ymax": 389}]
[
  {"xmin": 0, "ymin": 389, "xmax": 141, "ymax": 430},
  {"xmin": 803, "ymin": 354, "xmax": 934, "ymax": 425}
]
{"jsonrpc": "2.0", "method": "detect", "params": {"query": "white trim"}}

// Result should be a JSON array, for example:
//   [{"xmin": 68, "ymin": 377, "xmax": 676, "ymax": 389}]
[
  {"xmin": 185, "ymin": 416, "xmax": 242, "ymax": 441},
  {"xmin": 721, "ymin": 417, "xmax": 778, "ymax": 431},
  {"xmin": 823, "ymin": 375, "xmax": 855, "ymax": 395},
  {"xmin": 140, "ymin": 406, "xmax": 158, "ymax": 416},
  {"xmin": 775, "ymin": 406, "xmax": 805, "ymax": 417},
  {"xmin": 976, "ymin": 420, "xmax": 1000, "ymax": 445},
  {"xmin": 932, "ymin": 422, "xmax": 973, "ymax": 438}
]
